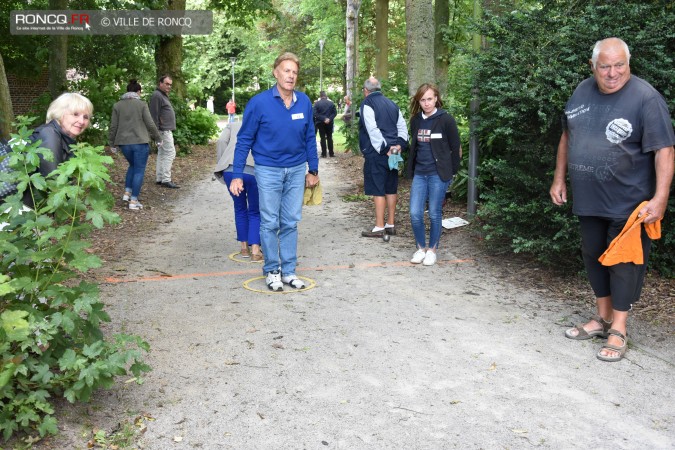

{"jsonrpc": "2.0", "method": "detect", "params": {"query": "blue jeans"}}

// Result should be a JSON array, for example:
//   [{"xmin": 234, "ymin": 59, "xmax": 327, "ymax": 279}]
[
  {"xmin": 410, "ymin": 174, "xmax": 452, "ymax": 250},
  {"xmin": 121, "ymin": 144, "xmax": 150, "ymax": 200},
  {"xmin": 255, "ymin": 163, "xmax": 306, "ymax": 275},
  {"xmin": 223, "ymin": 172, "xmax": 260, "ymax": 246}
]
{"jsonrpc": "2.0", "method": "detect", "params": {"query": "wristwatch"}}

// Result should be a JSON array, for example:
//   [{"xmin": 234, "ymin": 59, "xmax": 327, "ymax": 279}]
[{"xmin": 308, "ymin": 170, "xmax": 318, "ymax": 176}]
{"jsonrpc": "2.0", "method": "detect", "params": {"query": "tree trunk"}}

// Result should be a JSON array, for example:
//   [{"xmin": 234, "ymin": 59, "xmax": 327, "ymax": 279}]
[
  {"xmin": 0, "ymin": 52, "xmax": 14, "ymax": 139},
  {"xmin": 48, "ymin": 0, "xmax": 68, "ymax": 99},
  {"xmin": 346, "ymin": 0, "xmax": 362, "ymax": 99},
  {"xmin": 375, "ymin": 0, "xmax": 388, "ymax": 81},
  {"xmin": 405, "ymin": 0, "xmax": 435, "ymax": 96},
  {"xmin": 434, "ymin": 0, "xmax": 449, "ymax": 98},
  {"xmin": 156, "ymin": 0, "xmax": 186, "ymax": 99}
]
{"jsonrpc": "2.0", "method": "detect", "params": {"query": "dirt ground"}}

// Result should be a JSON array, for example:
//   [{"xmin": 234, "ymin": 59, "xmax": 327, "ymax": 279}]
[
  {"xmin": 22, "ymin": 138, "xmax": 674, "ymax": 449},
  {"xmin": 91, "ymin": 143, "xmax": 674, "ymax": 327}
]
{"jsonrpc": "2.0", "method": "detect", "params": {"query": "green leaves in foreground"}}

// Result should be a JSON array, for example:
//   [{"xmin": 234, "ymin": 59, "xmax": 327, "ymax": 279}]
[{"xmin": 0, "ymin": 119, "xmax": 151, "ymax": 442}]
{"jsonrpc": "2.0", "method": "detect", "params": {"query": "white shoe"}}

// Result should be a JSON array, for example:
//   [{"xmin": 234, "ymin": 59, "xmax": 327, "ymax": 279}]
[
  {"xmin": 281, "ymin": 274, "xmax": 305, "ymax": 289},
  {"xmin": 128, "ymin": 201, "xmax": 143, "ymax": 210},
  {"xmin": 122, "ymin": 193, "xmax": 131, "ymax": 202},
  {"xmin": 266, "ymin": 271, "xmax": 283, "ymax": 291},
  {"xmin": 410, "ymin": 249, "xmax": 427, "ymax": 264},
  {"xmin": 422, "ymin": 251, "xmax": 437, "ymax": 266}
]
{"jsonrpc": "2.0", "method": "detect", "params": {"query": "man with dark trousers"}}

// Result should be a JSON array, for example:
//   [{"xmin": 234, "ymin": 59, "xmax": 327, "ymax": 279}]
[
  {"xmin": 550, "ymin": 37, "xmax": 674, "ymax": 362},
  {"xmin": 313, "ymin": 91, "xmax": 337, "ymax": 157}
]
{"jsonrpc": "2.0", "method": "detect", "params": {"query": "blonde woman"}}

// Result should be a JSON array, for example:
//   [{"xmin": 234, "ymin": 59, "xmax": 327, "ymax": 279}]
[{"xmin": 23, "ymin": 92, "xmax": 93, "ymax": 208}]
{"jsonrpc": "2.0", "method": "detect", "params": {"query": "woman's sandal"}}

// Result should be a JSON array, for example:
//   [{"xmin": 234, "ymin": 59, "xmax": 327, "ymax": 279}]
[
  {"xmin": 596, "ymin": 329, "xmax": 628, "ymax": 362},
  {"xmin": 564, "ymin": 314, "xmax": 613, "ymax": 340},
  {"xmin": 240, "ymin": 248, "xmax": 250, "ymax": 258}
]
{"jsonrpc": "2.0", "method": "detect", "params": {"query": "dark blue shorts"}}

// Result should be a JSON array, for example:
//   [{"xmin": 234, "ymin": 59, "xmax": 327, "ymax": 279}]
[{"xmin": 363, "ymin": 152, "xmax": 398, "ymax": 196}]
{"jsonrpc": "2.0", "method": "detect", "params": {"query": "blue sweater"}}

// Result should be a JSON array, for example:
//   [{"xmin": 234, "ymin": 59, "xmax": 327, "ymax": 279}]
[{"xmin": 232, "ymin": 86, "xmax": 318, "ymax": 178}]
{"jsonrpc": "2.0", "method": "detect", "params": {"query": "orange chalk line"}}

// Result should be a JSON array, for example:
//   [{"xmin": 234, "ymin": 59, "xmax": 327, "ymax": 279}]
[{"xmin": 103, "ymin": 259, "xmax": 474, "ymax": 284}]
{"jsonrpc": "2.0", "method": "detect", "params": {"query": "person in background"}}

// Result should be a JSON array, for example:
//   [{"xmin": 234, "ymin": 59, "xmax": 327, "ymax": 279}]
[
  {"xmin": 550, "ymin": 37, "xmax": 674, "ymax": 362},
  {"xmin": 405, "ymin": 83, "xmax": 461, "ymax": 266},
  {"xmin": 342, "ymin": 95, "xmax": 352, "ymax": 124},
  {"xmin": 214, "ymin": 121, "xmax": 262, "ymax": 261},
  {"xmin": 230, "ymin": 52, "xmax": 319, "ymax": 292},
  {"xmin": 23, "ymin": 92, "xmax": 93, "ymax": 208},
  {"xmin": 313, "ymin": 91, "xmax": 337, "ymax": 157},
  {"xmin": 149, "ymin": 75, "xmax": 179, "ymax": 189},
  {"xmin": 109, "ymin": 79, "xmax": 162, "ymax": 210},
  {"xmin": 226, "ymin": 99, "xmax": 237, "ymax": 123},
  {"xmin": 358, "ymin": 76, "xmax": 408, "ymax": 238}
]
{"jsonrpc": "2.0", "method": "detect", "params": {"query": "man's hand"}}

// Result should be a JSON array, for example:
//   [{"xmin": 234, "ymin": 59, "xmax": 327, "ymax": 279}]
[
  {"xmin": 387, "ymin": 144, "xmax": 401, "ymax": 156},
  {"xmin": 229, "ymin": 178, "xmax": 244, "ymax": 196},
  {"xmin": 324, "ymin": 118, "xmax": 330, "ymax": 124},
  {"xmin": 305, "ymin": 173, "xmax": 319, "ymax": 188},
  {"xmin": 639, "ymin": 198, "xmax": 667, "ymax": 224},
  {"xmin": 549, "ymin": 180, "xmax": 567, "ymax": 205}
]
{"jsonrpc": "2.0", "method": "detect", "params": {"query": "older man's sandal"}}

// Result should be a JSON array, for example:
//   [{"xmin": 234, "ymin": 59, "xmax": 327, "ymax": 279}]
[
  {"xmin": 596, "ymin": 329, "xmax": 628, "ymax": 362},
  {"xmin": 564, "ymin": 314, "xmax": 612, "ymax": 340}
]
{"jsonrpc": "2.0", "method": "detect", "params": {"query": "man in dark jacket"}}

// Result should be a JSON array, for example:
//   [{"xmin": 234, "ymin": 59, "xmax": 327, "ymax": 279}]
[
  {"xmin": 358, "ymin": 77, "xmax": 408, "ymax": 238},
  {"xmin": 313, "ymin": 91, "xmax": 337, "ymax": 157},
  {"xmin": 149, "ymin": 75, "xmax": 179, "ymax": 188}
]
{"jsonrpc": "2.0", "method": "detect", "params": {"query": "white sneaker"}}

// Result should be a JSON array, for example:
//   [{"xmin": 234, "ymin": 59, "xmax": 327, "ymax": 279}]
[
  {"xmin": 423, "ymin": 251, "xmax": 437, "ymax": 266},
  {"xmin": 410, "ymin": 249, "xmax": 427, "ymax": 264},
  {"xmin": 122, "ymin": 193, "xmax": 131, "ymax": 202},
  {"xmin": 281, "ymin": 274, "xmax": 305, "ymax": 289},
  {"xmin": 128, "ymin": 201, "xmax": 143, "ymax": 210},
  {"xmin": 266, "ymin": 271, "xmax": 283, "ymax": 291}
]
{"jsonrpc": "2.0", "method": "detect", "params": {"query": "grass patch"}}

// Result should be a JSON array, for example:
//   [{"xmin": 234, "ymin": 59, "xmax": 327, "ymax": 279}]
[{"xmin": 342, "ymin": 193, "xmax": 369, "ymax": 202}]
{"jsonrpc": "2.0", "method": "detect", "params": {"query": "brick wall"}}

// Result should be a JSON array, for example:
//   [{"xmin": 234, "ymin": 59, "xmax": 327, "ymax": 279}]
[{"xmin": 7, "ymin": 70, "xmax": 50, "ymax": 117}]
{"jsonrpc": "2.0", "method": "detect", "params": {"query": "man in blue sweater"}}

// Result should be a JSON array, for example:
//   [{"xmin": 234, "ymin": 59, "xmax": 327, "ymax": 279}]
[
  {"xmin": 359, "ymin": 76, "xmax": 409, "ymax": 238},
  {"xmin": 230, "ymin": 52, "xmax": 320, "ymax": 291}
]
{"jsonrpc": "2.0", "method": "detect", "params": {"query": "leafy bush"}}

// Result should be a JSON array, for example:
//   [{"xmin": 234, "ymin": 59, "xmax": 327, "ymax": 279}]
[
  {"xmin": 472, "ymin": 0, "xmax": 675, "ymax": 276},
  {"xmin": 173, "ymin": 103, "xmax": 219, "ymax": 154},
  {"xmin": 71, "ymin": 64, "xmax": 132, "ymax": 146},
  {"xmin": 0, "ymin": 120, "xmax": 150, "ymax": 441}
]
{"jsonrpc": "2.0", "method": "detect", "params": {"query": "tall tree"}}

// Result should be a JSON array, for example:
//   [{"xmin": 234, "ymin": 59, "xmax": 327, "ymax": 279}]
[
  {"xmin": 375, "ymin": 0, "xmax": 388, "ymax": 81},
  {"xmin": 48, "ymin": 0, "xmax": 68, "ymax": 99},
  {"xmin": 156, "ymin": 0, "xmax": 186, "ymax": 99},
  {"xmin": 405, "ymin": 0, "xmax": 435, "ymax": 96},
  {"xmin": 346, "ymin": 0, "xmax": 362, "ymax": 99},
  {"xmin": 434, "ymin": 0, "xmax": 449, "ymax": 97},
  {"xmin": 0, "ymin": 52, "xmax": 13, "ymax": 139}
]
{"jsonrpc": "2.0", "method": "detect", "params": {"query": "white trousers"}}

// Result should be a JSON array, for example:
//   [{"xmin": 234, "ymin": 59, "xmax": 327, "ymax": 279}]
[{"xmin": 156, "ymin": 130, "xmax": 176, "ymax": 183}]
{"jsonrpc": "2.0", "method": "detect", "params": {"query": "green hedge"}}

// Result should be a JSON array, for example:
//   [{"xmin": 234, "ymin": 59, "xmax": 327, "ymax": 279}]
[{"xmin": 473, "ymin": 0, "xmax": 675, "ymax": 277}]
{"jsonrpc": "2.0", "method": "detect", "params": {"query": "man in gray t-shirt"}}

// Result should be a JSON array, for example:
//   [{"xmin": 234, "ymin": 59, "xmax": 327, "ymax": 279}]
[{"xmin": 550, "ymin": 37, "xmax": 674, "ymax": 362}]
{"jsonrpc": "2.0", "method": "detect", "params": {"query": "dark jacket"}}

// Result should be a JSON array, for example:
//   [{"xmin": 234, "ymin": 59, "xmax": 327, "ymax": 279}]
[
  {"xmin": 405, "ymin": 109, "xmax": 461, "ymax": 182},
  {"xmin": 32, "ymin": 120, "xmax": 76, "ymax": 177},
  {"xmin": 149, "ymin": 88, "xmax": 176, "ymax": 131},
  {"xmin": 358, "ymin": 91, "xmax": 408, "ymax": 157},
  {"xmin": 313, "ymin": 98, "xmax": 337, "ymax": 125},
  {"xmin": 22, "ymin": 120, "xmax": 76, "ymax": 207}
]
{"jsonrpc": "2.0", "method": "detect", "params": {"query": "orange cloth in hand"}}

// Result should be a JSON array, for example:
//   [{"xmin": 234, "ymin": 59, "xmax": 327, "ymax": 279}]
[{"xmin": 598, "ymin": 201, "xmax": 661, "ymax": 266}]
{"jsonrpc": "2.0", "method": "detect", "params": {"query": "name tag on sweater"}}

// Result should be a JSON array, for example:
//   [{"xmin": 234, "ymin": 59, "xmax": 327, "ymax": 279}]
[
  {"xmin": 430, "ymin": 133, "xmax": 442, "ymax": 139},
  {"xmin": 292, "ymin": 113, "xmax": 304, "ymax": 120}
]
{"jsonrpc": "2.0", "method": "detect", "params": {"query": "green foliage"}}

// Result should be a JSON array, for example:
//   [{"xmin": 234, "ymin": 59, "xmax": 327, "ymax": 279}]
[
  {"xmin": 473, "ymin": 0, "xmax": 675, "ymax": 276},
  {"xmin": 72, "ymin": 65, "xmax": 132, "ymax": 146},
  {"xmin": 0, "ymin": 119, "xmax": 150, "ymax": 441},
  {"xmin": 172, "ymin": 102, "xmax": 219, "ymax": 155}
]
